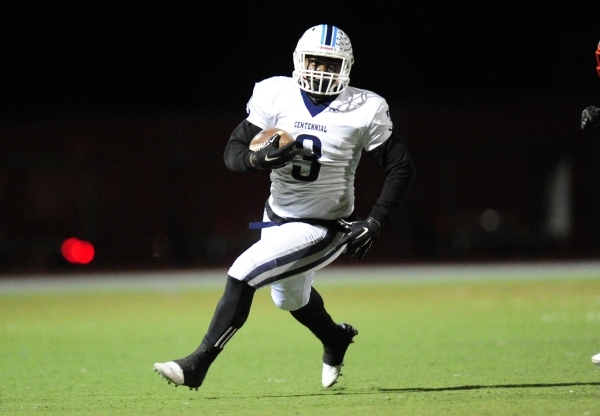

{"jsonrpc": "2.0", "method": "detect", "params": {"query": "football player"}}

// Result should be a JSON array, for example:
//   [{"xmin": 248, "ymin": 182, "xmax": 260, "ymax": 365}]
[
  {"xmin": 583, "ymin": 40, "xmax": 600, "ymax": 365},
  {"xmin": 154, "ymin": 24, "xmax": 416, "ymax": 389}
]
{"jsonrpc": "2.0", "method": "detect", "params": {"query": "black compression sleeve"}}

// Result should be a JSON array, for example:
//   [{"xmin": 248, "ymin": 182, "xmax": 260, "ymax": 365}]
[
  {"xmin": 223, "ymin": 120, "xmax": 263, "ymax": 172},
  {"xmin": 366, "ymin": 132, "xmax": 416, "ymax": 225}
]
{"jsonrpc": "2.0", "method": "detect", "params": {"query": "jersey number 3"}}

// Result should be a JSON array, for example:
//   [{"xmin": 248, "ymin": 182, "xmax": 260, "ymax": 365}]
[{"xmin": 291, "ymin": 134, "xmax": 322, "ymax": 182}]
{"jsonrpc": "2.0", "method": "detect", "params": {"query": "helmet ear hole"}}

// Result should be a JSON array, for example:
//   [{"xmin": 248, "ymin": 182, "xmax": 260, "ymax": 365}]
[{"xmin": 292, "ymin": 24, "xmax": 354, "ymax": 96}]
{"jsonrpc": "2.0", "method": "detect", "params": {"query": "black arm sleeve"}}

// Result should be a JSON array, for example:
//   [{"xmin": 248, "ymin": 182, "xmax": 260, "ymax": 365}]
[
  {"xmin": 366, "ymin": 132, "xmax": 416, "ymax": 225},
  {"xmin": 223, "ymin": 120, "xmax": 263, "ymax": 172}
]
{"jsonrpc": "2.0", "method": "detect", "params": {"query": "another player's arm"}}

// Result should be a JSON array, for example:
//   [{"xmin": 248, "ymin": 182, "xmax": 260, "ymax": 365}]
[{"xmin": 223, "ymin": 120, "xmax": 263, "ymax": 172}]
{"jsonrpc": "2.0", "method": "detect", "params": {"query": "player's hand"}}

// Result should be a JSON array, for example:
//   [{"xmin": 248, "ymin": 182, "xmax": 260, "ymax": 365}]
[
  {"xmin": 336, "ymin": 217, "xmax": 381, "ymax": 259},
  {"xmin": 581, "ymin": 106, "xmax": 600, "ymax": 130},
  {"xmin": 250, "ymin": 133, "xmax": 297, "ymax": 169}
]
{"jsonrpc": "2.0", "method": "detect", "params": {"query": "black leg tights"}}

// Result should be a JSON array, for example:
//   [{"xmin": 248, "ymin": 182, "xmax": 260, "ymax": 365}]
[
  {"xmin": 289, "ymin": 287, "xmax": 343, "ymax": 347},
  {"xmin": 192, "ymin": 275, "xmax": 256, "ymax": 358},
  {"xmin": 173, "ymin": 276, "xmax": 256, "ymax": 388}
]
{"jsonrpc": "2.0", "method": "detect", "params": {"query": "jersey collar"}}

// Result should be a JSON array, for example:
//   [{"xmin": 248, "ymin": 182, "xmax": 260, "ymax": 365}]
[{"xmin": 300, "ymin": 90, "xmax": 338, "ymax": 117}]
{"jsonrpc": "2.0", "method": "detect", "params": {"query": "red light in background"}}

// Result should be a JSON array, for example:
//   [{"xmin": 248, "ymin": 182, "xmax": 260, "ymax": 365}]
[{"xmin": 61, "ymin": 237, "xmax": 95, "ymax": 264}]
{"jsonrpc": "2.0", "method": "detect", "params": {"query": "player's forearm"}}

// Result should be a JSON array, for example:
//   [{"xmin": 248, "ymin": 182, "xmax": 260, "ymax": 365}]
[
  {"xmin": 224, "ymin": 120, "xmax": 263, "ymax": 172},
  {"xmin": 367, "ymin": 134, "xmax": 416, "ymax": 224},
  {"xmin": 224, "ymin": 144, "xmax": 255, "ymax": 172},
  {"xmin": 369, "ymin": 153, "xmax": 415, "ymax": 224}
]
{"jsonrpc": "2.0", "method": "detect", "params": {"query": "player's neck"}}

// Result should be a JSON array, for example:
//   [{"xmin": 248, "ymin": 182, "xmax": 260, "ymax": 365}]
[{"xmin": 307, "ymin": 93, "xmax": 338, "ymax": 105}]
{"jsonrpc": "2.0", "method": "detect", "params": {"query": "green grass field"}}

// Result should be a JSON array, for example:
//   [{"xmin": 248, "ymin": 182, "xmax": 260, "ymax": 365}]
[{"xmin": 2, "ymin": 264, "xmax": 600, "ymax": 415}]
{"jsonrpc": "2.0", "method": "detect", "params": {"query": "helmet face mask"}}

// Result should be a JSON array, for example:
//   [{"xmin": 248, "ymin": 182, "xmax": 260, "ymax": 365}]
[
  {"xmin": 293, "ymin": 24, "xmax": 354, "ymax": 96},
  {"xmin": 303, "ymin": 55, "xmax": 343, "ymax": 95}
]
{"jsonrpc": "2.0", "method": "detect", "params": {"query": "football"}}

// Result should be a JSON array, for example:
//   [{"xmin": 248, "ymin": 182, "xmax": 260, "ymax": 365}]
[{"xmin": 249, "ymin": 128, "xmax": 294, "ymax": 152}]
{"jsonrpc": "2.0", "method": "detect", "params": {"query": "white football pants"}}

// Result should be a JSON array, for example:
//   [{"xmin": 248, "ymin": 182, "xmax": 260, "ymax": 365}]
[{"xmin": 228, "ymin": 211, "xmax": 346, "ymax": 311}]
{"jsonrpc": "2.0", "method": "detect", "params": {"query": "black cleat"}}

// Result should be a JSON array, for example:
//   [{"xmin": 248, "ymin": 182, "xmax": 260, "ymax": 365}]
[
  {"xmin": 154, "ymin": 353, "xmax": 211, "ymax": 390},
  {"xmin": 322, "ymin": 323, "xmax": 358, "ymax": 387}
]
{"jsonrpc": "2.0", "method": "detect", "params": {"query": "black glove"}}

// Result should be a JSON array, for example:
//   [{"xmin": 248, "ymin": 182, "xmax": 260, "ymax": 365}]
[
  {"xmin": 581, "ymin": 106, "xmax": 600, "ymax": 130},
  {"xmin": 250, "ymin": 133, "xmax": 297, "ymax": 169},
  {"xmin": 336, "ymin": 217, "xmax": 381, "ymax": 259}
]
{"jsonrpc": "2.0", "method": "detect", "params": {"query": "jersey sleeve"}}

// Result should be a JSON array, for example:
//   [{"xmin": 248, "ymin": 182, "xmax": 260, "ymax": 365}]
[
  {"xmin": 245, "ymin": 78, "xmax": 281, "ymax": 130},
  {"xmin": 366, "ymin": 131, "xmax": 416, "ymax": 224},
  {"xmin": 362, "ymin": 98, "xmax": 394, "ymax": 151},
  {"xmin": 223, "ymin": 120, "xmax": 263, "ymax": 173}
]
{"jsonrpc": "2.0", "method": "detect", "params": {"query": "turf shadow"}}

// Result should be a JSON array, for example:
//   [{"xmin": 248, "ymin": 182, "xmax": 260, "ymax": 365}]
[
  {"xmin": 198, "ymin": 382, "xmax": 600, "ymax": 400},
  {"xmin": 377, "ymin": 381, "xmax": 600, "ymax": 392}
]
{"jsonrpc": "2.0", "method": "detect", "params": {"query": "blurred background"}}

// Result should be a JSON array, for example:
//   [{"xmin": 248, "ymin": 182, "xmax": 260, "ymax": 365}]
[{"xmin": 1, "ymin": 4, "xmax": 600, "ymax": 276}]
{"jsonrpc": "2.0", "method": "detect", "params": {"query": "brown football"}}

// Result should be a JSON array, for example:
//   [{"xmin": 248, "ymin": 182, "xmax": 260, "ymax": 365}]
[{"xmin": 249, "ymin": 127, "xmax": 294, "ymax": 152}]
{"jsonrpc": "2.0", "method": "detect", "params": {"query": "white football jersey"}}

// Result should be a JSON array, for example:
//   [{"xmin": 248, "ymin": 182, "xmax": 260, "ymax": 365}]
[{"xmin": 246, "ymin": 76, "xmax": 393, "ymax": 220}]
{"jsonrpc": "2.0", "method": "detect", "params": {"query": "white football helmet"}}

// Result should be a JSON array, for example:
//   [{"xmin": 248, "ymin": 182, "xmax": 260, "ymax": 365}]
[{"xmin": 293, "ymin": 24, "xmax": 354, "ymax": 96}]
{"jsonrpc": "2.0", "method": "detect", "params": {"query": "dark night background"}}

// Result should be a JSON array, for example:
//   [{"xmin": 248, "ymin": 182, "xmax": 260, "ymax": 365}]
[{"xmin": 1, "ymin": 4, "xmax": 600, "ymax": 274}]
